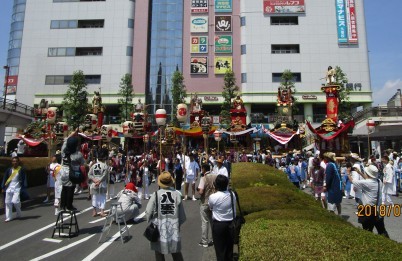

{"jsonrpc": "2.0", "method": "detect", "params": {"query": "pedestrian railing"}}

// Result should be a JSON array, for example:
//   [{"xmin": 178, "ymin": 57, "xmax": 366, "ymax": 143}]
[{"xmin": 0, "ymin": 99, "xmax": 35, "ymax": 117}]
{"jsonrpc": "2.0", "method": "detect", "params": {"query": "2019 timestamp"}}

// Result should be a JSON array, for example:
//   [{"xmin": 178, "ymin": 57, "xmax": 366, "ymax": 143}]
[{"xmin": 357, "ymin": 204, "xmax": 402, "ymax": 217}]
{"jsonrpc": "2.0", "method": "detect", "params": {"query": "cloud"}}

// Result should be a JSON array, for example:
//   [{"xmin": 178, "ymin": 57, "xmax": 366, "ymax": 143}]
[{"xmin": 373, "ymin": 79, "xmax": 402, "ymax": 105}]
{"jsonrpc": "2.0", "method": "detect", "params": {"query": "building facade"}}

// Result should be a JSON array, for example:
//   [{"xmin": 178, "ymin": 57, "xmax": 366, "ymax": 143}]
[
  {"xmin": 7, "ymin": 0, "xmax": 135, "ymax": 108},
  {"xmin": 5, "ymin": 0, "xmax": 373, "ymax": 127}
]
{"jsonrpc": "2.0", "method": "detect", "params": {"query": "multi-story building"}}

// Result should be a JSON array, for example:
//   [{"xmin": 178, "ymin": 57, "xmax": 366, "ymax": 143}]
[
  {"xmin": 6, "ymin": 0, "xmax": 135, "ymax": 111},
  {"xmin": 5, "ymin": 0, "xmax": 372, "ymax": 128}
]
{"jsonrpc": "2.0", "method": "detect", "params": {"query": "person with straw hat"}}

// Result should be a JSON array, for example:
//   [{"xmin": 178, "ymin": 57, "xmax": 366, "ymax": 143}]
[
  {"xmin": 323, "ymin": 152, "xmax": 342, "ymax": 215},
  {"xmin": 347, "ymin": 165, "xmax": 389, "ymax": 237},
  {"xmin": 145, "ymin": 171, "xmax": 186, "ymax": 261}
]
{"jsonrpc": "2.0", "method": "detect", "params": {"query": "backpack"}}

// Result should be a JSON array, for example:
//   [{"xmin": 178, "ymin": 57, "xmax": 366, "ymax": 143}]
[{"xmin": 68, "ymin": 155, "xmax": 84, "ymax": 184}]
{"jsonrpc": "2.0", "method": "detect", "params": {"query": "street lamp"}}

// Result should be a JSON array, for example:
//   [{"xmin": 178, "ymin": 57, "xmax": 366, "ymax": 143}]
[
  {"xmin": 214, "ymin": 129, "xmax": 222, "ymax": 153},
  {"xmin": 366, "ymin": 119, "xmax": 375, "ymax": 158},
  {"xmin": 3, "ymin": 65, "xmax": 10, "ymax": 109}
]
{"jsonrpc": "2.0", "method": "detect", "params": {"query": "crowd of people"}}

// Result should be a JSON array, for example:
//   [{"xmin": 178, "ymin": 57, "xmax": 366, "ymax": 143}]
[{"xmin": 2, "ymin": 130, "xmax": 401, "ymax": 258}]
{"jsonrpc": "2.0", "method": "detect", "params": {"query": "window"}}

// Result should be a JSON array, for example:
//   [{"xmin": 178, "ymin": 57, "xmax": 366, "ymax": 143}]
[
  {"xmin": 241, "ymin": 45, "xmax": 246, "ymax": 55},
  {"xmin": 45, "ymin": 75, "xmax": 101, "ymax": 85},
  {"xmin": 272, "ymin": 73, "xmax": 301, "ymax": 82},
  {"xmin": 48, "ymin": 47, "xmax": 76, "ymax": 56},
  {"xmin": 271, "ymin": 16, "xmax": 298, "ymax": 25},
  {"xmin": 241, "ymin": 73, "xmax": 247, "ymax": 83},
  {"xmin": 240, "ymin": 16, "xmax": 246, "ymax": 26},
  {"xmin": 128, "ymin": 19, "xmax": 134, "ymax": 28},
  {"xmin": 75, "ymin": 47, "xmax": 102, "ymax": 56},
  {"xmin": 271, "ymin": 44, "xmax": 300, "ymax": 54},
  {"xmin": 126, "ymin": 46, "xmax": 133, "ymax": 56},
  {"xmin": 50, "ymin": 19, "xmax": 104, "ymax": 29},
  {"xmin": 78, "ymin": 19, "xmax": 104, "ymax": 28}
]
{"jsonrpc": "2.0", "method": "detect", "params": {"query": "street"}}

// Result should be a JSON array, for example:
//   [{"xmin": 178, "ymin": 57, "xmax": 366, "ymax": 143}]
[{"xmin": 0, "ymin": 182, "xmax": 216, "ymax": 261}]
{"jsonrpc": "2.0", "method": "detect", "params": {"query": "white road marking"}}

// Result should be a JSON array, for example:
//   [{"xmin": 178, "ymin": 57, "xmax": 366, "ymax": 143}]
[
  {"xmin": 42, "ymin": 238, "xmax": 62, "ymax": 243},
  {"xmin": 81, "ymin": 225, "xmax": 133, "ymax": 261},
  {"xmin": 133, "ymin": 211, "xmax": 146, "ymax": 222},
  {"xmin": 89, "ymin": 217, "xmax": 106, "ymax": 224},
  {"xmin": 0, "ymin": 206, "xmax": 93, "ymax": 251},
  {"xmin": 30, "ymin": 235, "xmax": 95, "ymax": 261}
]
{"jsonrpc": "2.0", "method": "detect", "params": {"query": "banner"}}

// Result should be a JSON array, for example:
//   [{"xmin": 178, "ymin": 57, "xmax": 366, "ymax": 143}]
[
  {"xmin": 346, "ymin": 0, "xmax": 358, "ymax": 44},
  {"xmin": 215, "ymin": 35, "xmax": 232, "ymax": 53},
  {"xmin": 191, "ymin": 16, "xmax": 208, "ymax": 33},
  {"xmin": 191, "ymin": 36, "xmax": 208, "ymax": 53},
  {"xmin": 6, "ymin": 76, "xmax": 18, "ymax": 86},
  {"xmin": 6, "ymin": 86, "xmax": 17, "ymax": 95},
  {"xmin": 263, "ymin": 0, "xmax": 305, "ymax": 14},
  {"xmin": 214, "ymin": 56, "xmax": 232, "ymax": 74},
  {"xmin": 215, "ymin": 0, "xmax": 232, "ymax": 13},
  {"xmin": 222, "ymin": 127, "xmax": 258, "ymax": 136},
  {"xmin": 190, "ymin": 57, "xmax": 208, "ymax": 74},
  {"xmin": 215, "ymin": 16, "xmax": 232, "ymax": 32},
  {"xmin": 191, "ymin": 0, "xmax": 208, "ymax": 13},
  {"xmin": 326, "ymin": 94, "xmax": 339, "ymax": 122},
  {"xmin": 335, "ymin": 0, "xmax": 348, "ymax": 44}
]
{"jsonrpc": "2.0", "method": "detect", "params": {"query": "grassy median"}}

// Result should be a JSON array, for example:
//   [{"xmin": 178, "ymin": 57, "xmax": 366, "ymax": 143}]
[{"xmin": 232, "ymin": 163, "xmax": 402, "ymax": 260}]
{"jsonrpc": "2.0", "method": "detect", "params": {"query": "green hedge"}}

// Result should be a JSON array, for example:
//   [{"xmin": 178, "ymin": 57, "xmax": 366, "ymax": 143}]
[
  {"xmin": 0, "ymin": 157, "xmax": 49, "ymax": 187},
  {"xmin": 232, "ymin": 163, "xmax": 402, "ymax": 260}
]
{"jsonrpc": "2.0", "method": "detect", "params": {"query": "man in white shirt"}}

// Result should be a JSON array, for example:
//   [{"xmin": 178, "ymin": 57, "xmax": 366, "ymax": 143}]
[
  {"xmin": 216, "ymin": 157, "xmax": 228, "ymax": 178},
  {"xmin": 184, "ymin": 153, "xmax": 199, "ymax": 201},
  {"xmin": 17, "ymin": 140, "xmax": 26, "ymax": 157}
]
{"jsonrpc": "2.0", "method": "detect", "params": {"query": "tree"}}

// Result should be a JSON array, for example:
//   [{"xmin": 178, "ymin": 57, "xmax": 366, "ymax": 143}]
[
  {"xmin": 117, "ymin": 74, "xmax": 134, "ymax": 121},
  {"xmin": 171, "ymin": 70, "xmax": 187, "ymax": 127},
  {"xmin": 220, "ymin": 70, "xmax": 239, "ymax": 128},
  {"xmin": 62, "ymin": 70, "xmax": 89, "ymax": 128},
  {"xmin": 333, "ymin": 66, "xmax": 351, "ymax": 120}
]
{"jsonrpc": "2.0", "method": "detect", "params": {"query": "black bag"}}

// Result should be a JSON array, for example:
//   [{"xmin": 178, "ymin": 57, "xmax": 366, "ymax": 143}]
[
  {"xmin": 144, "ymin": 192, "xmax": 160, "ymax": 242},
  {"xmin": 69, "ymin": 165, "xmax": 84, "ymax": 184},
  {"xmin": 229, "ymin": 189, "xmax": 246, "ymax": 245}
]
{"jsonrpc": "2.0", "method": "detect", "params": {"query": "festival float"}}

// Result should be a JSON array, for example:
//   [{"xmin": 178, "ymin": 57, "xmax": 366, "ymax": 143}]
[{"xmin": 306, "ymin": 66, "xmax": 355, "ymax": 154}]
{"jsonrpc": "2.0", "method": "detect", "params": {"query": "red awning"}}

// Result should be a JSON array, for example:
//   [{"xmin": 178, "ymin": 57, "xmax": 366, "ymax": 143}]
[{"xmin": 306, "ymin": 120, "xmax": 355, "ymax": 140}]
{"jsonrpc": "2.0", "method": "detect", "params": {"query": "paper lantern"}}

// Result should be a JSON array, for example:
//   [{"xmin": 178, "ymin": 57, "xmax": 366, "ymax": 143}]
[
  {"xmin": 122, "ymin": 121, "xmax": 134, "ymax": 137},
  {"xmin": 155, "ymin": 109, "xmax": 167, "ymax": 126},
  {"xmin": 46, "ymin": 107, "xmax": 57, "ymax": 124},
  {"xmin": 366, "ymin": 119, "xmax": 375, "ymax": 132},
  {"xmin": 54, "ymin": 122, "xmax": 68, "ymax": 137},
  {"xmin": 100, "ymin": 125, "xmax": 113, "ymax": 141},
  {"xmin": 176, "ymin": 103, "xmax": 188, "ymax": 123},
  {"xmin": 214, "ymin": 130, "xmax": 222, "ymax": 142},
  {"xmin": 84, "ymin": 114, "xmax": 98, "ymax": 131}
]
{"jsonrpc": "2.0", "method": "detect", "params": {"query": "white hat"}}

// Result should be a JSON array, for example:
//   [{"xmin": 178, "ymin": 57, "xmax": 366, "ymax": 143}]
[
  {"xmin": 364, "ymin": 165, "xmax": 379, "ymax": 178},
  {"xmin": 350, "ymin": 153, "xmax": 363, "ymax": 161}
]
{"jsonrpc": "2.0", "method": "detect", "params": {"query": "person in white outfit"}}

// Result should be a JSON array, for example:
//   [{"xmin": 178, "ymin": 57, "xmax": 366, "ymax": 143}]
[
  {"xmin": 138, "ymin": 160, "xmax": 150, "ymax": 200},
  {"xmin": 184, "ymin": 153, "xmax": 199, "ymax": 201},
  {"xmin": 116, "ymin": 182, "xmax": 141, "ymax": 223},
  {"xmin": 88, "ymin": 151, "xmax": 109, "ymax": 217},
  {"xmin": 1, "ymin": 157, "xmax": 26, "ymax": 222},
  {"xmin": 381, "ymin": 156, "xmax": 394, "ymax": 205},
  {"xmin": 349, "ymin": 154, "xmax": 363, "ymax": 206},
  {"xmin": 49, "ymin": 155, "xmax": 62, "ymax": 215}
]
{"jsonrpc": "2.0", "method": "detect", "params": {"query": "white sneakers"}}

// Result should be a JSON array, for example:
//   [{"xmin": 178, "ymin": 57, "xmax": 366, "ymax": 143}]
[
  {"xmin": 183, "ymin": 195, "xmax": 197, "ymax": 201},
  {"xmin": 192, "ymin": 196, "xmax": 197, "ymax": 201}
]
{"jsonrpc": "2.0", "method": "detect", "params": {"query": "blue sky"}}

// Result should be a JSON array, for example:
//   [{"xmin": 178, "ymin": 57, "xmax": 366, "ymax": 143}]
[{"xmin": 0, "ymin": 1, "xmax": 401, "ymax": 106}]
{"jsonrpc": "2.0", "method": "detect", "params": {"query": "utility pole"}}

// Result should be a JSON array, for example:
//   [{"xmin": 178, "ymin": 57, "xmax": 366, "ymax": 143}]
[{"xmin": 3, "ymin": 65, "xmax": 10, "ymax": 109}]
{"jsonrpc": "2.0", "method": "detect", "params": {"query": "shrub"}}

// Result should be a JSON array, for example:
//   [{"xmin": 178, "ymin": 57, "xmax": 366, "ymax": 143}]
[{"xmin": 231, "ymin": 163, "xmax": 402, "ymax": 260}]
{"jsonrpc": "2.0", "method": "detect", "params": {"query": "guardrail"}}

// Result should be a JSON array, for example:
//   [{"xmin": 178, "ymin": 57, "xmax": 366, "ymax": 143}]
[
  {"xmin": 352, "ymin": 106, "xmax": 402, "ymax": 124},
  {"xmin": 0, "ymin": 98, "xmax": 35, "ymax": 117}
]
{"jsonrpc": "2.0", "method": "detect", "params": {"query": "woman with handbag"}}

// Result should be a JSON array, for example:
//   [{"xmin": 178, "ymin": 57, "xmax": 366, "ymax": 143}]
[
  {"xmin": 145, "ymin": 171, "xmax": 186, "ymax": 261},
  {"xmin": 208, "ymin": 174, "xmax": 236, "ymax": 261},
  {"xmin": 1, "ymin": 157, "xmax": 26, "ymax": 222},
  {"xmin": 60, "ymin": 129, "xmax": 85, "ymax": 211}
]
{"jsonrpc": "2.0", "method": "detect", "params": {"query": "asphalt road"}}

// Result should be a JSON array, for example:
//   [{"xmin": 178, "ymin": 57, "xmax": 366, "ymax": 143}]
[{"xmin": 0, "ymin": 182, "xmax": 217, "ymax": 261}]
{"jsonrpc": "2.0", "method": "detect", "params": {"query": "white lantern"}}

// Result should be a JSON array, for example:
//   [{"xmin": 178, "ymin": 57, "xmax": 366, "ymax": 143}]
[
  {"xmin": 46, "ymin": 107, "xmax": 57, "ymax": 124},
  {"xmin": 214, "ymin": 130, "xmax": 222, "ymax": 142},
  {"xmin": 54, "ymin": 122, "xmax": 68, "ymax": 138},
  {"xmin": 366, "ymin": 119, "xmax": 375, "ymax": 133},
  {"xmin": 84, "ymin": 114, "xmax": 98, "ymax": 131},
  {"xmin": 177, "ymin": 103, "xmax": 188, "ymax": 123},
  {"xmin": 100, "ymin": 125, "xmax": 112, "ymax": 141},
  {"xmin": 122, "ymin": 121, "xmax": 134, "ymax": 137},
  {"xmin": 155, "ymin": 109, "xmax": 167, "ymax": 126}
]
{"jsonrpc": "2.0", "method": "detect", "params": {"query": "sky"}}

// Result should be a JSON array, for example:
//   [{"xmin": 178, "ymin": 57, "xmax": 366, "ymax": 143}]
[{"xmin": 0, "ymin": 1, "xmax": 401, "ymax": 106}]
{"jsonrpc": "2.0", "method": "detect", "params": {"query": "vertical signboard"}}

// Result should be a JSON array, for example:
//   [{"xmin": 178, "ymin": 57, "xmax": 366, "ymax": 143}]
[
  {"xmin": 5, "ymin": 76, "xmax": 18, "ymax": 95},
  {"xmin": 191, "ymin": 16, "xmax": 209, "ymax": 33},
  {"xmin": 214, "ymin": 35, "xmax": 232, "ymax": 53},
  {"xmin": 263, "ymin": 0, "xmax": 305, "ymax": 14},
  {"xmin": 346, "ymin": 0, "xmax": 358, "ymax": 44},
  {"xmin": 215, "ymin": 16, "xmax": 232, "ymax": 32},
  {"xmin": 335, "ymin": 0, "xmax": 348, "ymax": 44},
  {"xmin": 191, "ymin": 0, "xmax": 208, "ymax": 13},
  {"xmin": 191, "ymin": 36, "xmax": 208, "ymax": 53},
  {"xmin": 191, "ymin": 57, "xmax": 208, "ymax": 74},
  {"xmin": 214, "ymin": 56, "xmax": 232, "ymax": 74},
  {"xmin": 215, "ymin": 0, "xmax": 232, "ymax": 13}
]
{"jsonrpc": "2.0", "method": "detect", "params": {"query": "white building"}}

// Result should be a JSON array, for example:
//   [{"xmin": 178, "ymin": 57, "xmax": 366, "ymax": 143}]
[
  {"xmin": 240, "ymin": 0, "xmax": 372, "ymax": 122},
  {"xmin": 11, "ymin": 0, "xmax": 135, "ymax": 107}
]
